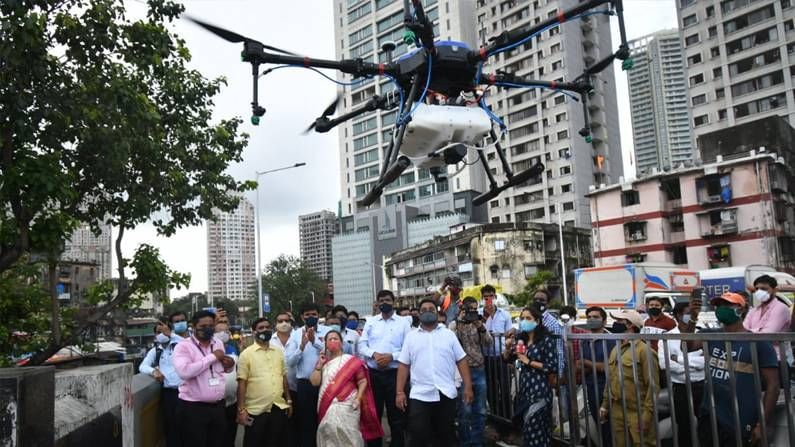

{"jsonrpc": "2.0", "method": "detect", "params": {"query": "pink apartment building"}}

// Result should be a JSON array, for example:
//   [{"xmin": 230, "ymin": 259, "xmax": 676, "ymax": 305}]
[{"xmin": 587, "ymin": 151, "xmax": 795, "ymax": 272}]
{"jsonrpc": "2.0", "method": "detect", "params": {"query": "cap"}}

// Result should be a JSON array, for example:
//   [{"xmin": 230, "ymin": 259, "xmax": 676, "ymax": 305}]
[
  {"xmin": 609, "ymin": 310, "xmax": 645, "ymax": 329},
  {"xmin": 710, "ymin": 292, "xmax": 747, "ymax": 307}
]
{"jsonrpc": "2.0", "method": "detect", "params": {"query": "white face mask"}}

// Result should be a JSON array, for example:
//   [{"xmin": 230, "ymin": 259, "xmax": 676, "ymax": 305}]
[
  {"xmin": 215, "ymin": 331, "xmax": 230, "ymax": 343},
  {"xmin": 276, "ymin": 321, "xmax": 292, "ymax": 333},
  {"xmin": 155, "ymin": 333, "xmax": 170, "ymax": 344},
  {"xmin": 753, "ymin": 289, "xmax": 772, "ymax": 306}
]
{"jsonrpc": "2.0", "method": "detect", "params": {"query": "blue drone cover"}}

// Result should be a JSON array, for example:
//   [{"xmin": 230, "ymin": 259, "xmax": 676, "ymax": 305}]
[{"xmin": 396, "ymin": 40, "xmax": 472, "ymax": 62}]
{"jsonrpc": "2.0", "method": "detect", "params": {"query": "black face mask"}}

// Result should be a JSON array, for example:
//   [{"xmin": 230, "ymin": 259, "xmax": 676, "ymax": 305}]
[
  {"xmin": 196, "ymin": 326, "xmax": 215, "ymax": 341},
  {"xmin": 411, "ymin": 315, "xmax": 420, "ymax": 327},
  {"xmin": 379, "ymin": 303, "xmax": 393, "ymax": 314},
  {"xmin": 647, "ymin": 308, "xmax": 662, "ymax": 317},
  {"xmin": 584, "ymin": 319, "xmax": 603, "ymax": 330},
  {"xmin": 304, "ymin": 316, "xmax": 318, "ymax": 328},
  {"xmin": 533, "ymin": 300, "xmax": 547, "ymax": 313},
  {"xmin": 419, "ymin": 311, "xmax": 438, "ymax": 325},
  {"xmin": 463, "ymin": 310, "xmax": 479, "ymax": 323},
  {"xmin": 612, "ymin": 322, "xmax": 627, "ymax": 334},
  {"xmin": 256, "ymin": 330, "xmax": 273, "ymax": 342}
]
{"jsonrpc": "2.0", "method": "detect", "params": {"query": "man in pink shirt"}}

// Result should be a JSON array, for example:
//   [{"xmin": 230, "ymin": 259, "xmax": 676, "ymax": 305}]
[
  {"xmin": 744, "ymin": 275, "xmax": 792, "ymax": 359},
  {"xmin": 173, "ymin": 310, "xmax": 235, "ymax": 447}
]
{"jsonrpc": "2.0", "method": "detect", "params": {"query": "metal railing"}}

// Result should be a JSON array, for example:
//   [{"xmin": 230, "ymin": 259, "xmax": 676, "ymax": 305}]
[{"xmin": 483, "ymin": 331, "xmax": 795, "ymax": 447}]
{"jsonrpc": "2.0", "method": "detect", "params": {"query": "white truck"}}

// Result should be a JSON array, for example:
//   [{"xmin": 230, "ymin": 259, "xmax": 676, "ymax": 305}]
[
  {"xmin": 574, "ymin": 263, "xmax": 700, "ymax": 311},
  {"xmin": 700, "ymin": 265, "xmax": 795, "ymax": 304}
]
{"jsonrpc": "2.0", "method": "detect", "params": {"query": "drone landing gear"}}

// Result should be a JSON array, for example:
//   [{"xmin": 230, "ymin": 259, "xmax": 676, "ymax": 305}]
[{"xmin": 473, "ymin": 129, "xmax": 545, "ymax": 207}]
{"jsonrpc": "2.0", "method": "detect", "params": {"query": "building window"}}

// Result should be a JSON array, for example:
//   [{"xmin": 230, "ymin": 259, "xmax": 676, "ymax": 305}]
[
  {"xmin": 730, "ymin": 70, "xmax": 784, "ymax": 98},
  {"xmin": 683, "ymin": 14, "xmax": 698, "ymax": 27},
  {"xmin": 685, "ymin": 33, "xmax": 700, "ymax": 46},
  {"xmin": 694, "ymin": 114, "xmax": 709, "ymax": 126},
  {"xmin": 715, "ymin": 88, "xmax": 725, "ymax": 99},
  {"xmin": 692, "ymin": 94, "xmax": 707, "ymax": 106},
  {"xmin": 624, "ymin": 221, "xmax": 648, "ymax": 242},
  {"xmin": 706, "ymin": 5, "xmax": 715, "ymax": 17},
  {"xmin": 494, "ymin": 240, "xmax": 506, "ymax": 251},
  {"xmin": 501, "ymin": 266, "xmax": 511, "ymax": 279},
  {"xmin": 690, "ymin": 73, "xmax": 705, "ymax": 86},
  {"xmin": 557, "ymin": 130, "xmax": 569, "ymax": 140},
  {"xmin": 708, "ymin": 26, "xmax": 718, "ymax": 38},
  {"xmin": 707, "ymin": 245, "xmax": 731, "ymax": 268},
  {"xmin": 733, "ymin": 92, "xmax": 786, "ymax": 118},
  {"xmin": 621, "ymin": 190, "xmax": 640, "ymax": 207},
  {"xmin": 559, "ymin": 165, "xmax": 571, "ymax": 176},
  {"xmin": 710, "ymin": 46, "xmax": 720, "ymax": 58},
  {"xmin": 562, "ymin": 202, "xmax": 574, "ymax": 211},
  {"xmin": 561, "ymin": 183, "xmax": 572, "ymax": 193},
  {"xmin": 672, "ymin": 245, "xmax": 689, "ymax": 265},
  {"xmin": 687, "ymin": 53, "xmax": 703, "ymax": 65}
]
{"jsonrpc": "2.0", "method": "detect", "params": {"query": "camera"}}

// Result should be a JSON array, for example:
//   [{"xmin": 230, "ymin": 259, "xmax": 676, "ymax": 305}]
[{"xmin": 462, "ymin": 310, "xmax": 480, "ymax": 323}]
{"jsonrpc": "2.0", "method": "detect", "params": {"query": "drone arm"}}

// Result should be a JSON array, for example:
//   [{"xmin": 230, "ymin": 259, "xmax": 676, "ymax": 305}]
[
  {"xmin": 314, "ymin": 95, "xmax": 397, "ymax": 133},
  {"xmin": 477, "ymin": 149, "xmax": 499, "ymax": 191},
  {"xmin": 471, "ymin": 0, "xmax": 612, "ymax": 61},
  {"xmin": 481, "ymin": 72, "xmax": 588, "ymax": 95},
  {"xmin": 406, "ymin": 0, "xmax": 435, "ymax": 52},
  {"xmin": 245, "ymin": 42, "xmax": 399, "ymax": 78},
  {"xmin": 489, "ymin": 128, "xmax": 514, "ymax": 180}
]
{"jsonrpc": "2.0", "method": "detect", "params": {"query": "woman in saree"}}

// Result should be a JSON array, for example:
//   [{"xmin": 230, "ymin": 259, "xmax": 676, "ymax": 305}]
[{"xmin": 310, "ymin": 330, "xmax": 383, "ymax": 447}]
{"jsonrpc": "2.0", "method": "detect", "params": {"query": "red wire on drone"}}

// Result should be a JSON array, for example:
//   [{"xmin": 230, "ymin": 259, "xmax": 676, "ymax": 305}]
[
  {"xmin": 303, "ymin": 57, "xmax": 310, "ymax": 67},
  {"xmin": 557, "ymin": 10, "xmax": 566, "ymax": 24}
]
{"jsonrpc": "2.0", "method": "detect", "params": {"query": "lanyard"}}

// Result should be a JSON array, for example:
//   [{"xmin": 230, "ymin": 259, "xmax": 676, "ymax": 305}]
[{"xmin": 192, "ymin": 338, "xmax": 216, "ymax": 378}]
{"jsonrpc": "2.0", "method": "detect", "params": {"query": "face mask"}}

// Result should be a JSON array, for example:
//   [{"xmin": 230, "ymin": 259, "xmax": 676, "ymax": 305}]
[
  {"xmin": 716, "ymin": 306, "xmax": 741, "ymax": 325},
  {"xmin": 304, "ymin": 316, "xmax": 318, "ymax": 328},
  {"xmin": 647, "ymin": 308, "xmax": 662, "ymax": 317},
  {"xmin": 155, "ymin": 333, "xmax": 170, "ymax": 344},
  {"xmin": 329, "ymin": 324, "xmax": 341, "ymax": 333},
  {"xmin": 419, "ymin": 311, "xmax": 438, "ymax": 325},
  {"xmin": 533, "ymin": 300, "xmax": 547, "ymax": 313},
  {"xmin": 411, "ymin": 315, "xmax": 420, "ymax": 327},
  {"xmin": 326, "ymin": 339, "xmax": 342, "ymax": 352},
  {"xmin": 754, "ymin": 289, "xmax": 772, "ymax": 305},
  {"xmin": 256, "ymin": 330, "xmax": 273, "ymax": 342},
  {"xmin": 276, "ymin": 321, "xmax": 292, "ymax": 333},
  {"xmin": 346, "ymin": 320, "xmax": 359, "ymax": 330},
  {"xmin": 682, "ymin": 315, "xmax": 692, "ymax": 325},
  {"xmin": 215, "ymin": 331, "xmax": 230, "ymax": 343},
  {"xmin": 196, "ymin": 326, "xmax": 215, "ymax": 341},
  {"xmin": 173, "ymin": 321, "xmax": 188, "ymax": 334},
  {"xmin": 338, "ymin": 318, "xmax": 348, "ymax": 330},
  {"xmin": 379, "ymin": 303, "xmax": 394, "ymax": 314},
  {"xmin": 611, "ymin": 322, "xmax": 627, "ymax": 334},
  {"xmin": 519, "ymin": 320, "xmax": 537, "ymax": 333},
  {"xmin": 584, "ymin": 318, "xmax": 603, "ymax": 330}
]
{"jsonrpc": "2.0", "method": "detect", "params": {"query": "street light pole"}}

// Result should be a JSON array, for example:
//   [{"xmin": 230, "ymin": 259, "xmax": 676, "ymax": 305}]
[{"xmin": 255, "ymin": 162, "xmax": 307, "ymax": 317}]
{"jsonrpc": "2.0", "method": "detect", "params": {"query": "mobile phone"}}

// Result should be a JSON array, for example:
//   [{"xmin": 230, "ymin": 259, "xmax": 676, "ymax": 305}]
[{"xmin": 203, "ymin": 306, "xmax": 217, "ymax": 315}]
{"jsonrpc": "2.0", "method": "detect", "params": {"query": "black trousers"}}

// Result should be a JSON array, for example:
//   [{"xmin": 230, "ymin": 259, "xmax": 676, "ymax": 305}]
[
  {"xmin": 161, "ymin": 387, "xmax": 181, "ymax": 447},
  {"xmin": 672, "ymin": 381, "xmax": 704, "ymax": 447},
  {"xmin": 244, "ymin": 407, "xmax": 288, "ymax": 447},
  {"xmin": 179, "ymin": 399, "xmax": 226, "ymax": 447},
  {"xmin": 296, "ymin": 379, "xmax": 319, "ymax": 447},
  {"xmin": 698, "ymin": 416, "xmax": 752, "ymax": 447},
  {"xmin": 406, "ymin": 395, "xmax": 456, "ymax": 447},
  {"xmin": 368, "ymin": 368, "xmax": 405, "ymax": 447},
  {"xmin": 223, "ymin": 403, "xmax": 237, "ymax": 447},
  {"xmin": 286, "ymin": 389, "xmax": 299, "ymax": 447}
]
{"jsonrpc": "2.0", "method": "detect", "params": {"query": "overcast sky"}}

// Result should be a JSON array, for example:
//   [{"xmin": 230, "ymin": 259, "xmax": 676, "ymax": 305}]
[{"xmin": 119, "ymin": 0, "xmax": 679, "ymax": 297}]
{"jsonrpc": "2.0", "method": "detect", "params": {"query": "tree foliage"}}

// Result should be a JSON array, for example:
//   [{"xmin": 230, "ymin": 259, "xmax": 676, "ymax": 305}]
[
  {"xmin": 0, "ymin": 0, "xmax": 253, "ymax": 364},
  {"xmin": 512, "ymin": 270, "xmax": 556, "ymax": 308},
  {"xmin": 261, "ymin": 255, "xmax": 328, "ymax": 318}
]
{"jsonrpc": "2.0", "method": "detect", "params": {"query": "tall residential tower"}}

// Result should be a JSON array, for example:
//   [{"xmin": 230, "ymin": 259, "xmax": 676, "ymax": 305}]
[
  {"xmin": 627, "ymin": 30, "xmax": 694, "ymax": 175},
  {"xmin": 299, "ymin": 210, "xmax": 338, "ymax": 281},
  {"xmin": 206, "ymin": 197, "xmax": 256, "ymax": 302}
]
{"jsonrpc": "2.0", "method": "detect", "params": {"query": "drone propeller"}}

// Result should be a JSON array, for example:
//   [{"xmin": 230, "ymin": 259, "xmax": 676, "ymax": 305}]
[
  {"xmin": 185, "ymin": 16, "xmax": 298, "ymax": 56},
  {"xmin": 303, "ymin": 94, "xmax": 342, "ymax": 134}
]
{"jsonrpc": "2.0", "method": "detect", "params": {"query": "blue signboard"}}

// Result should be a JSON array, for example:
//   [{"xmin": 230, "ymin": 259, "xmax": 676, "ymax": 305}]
[
  {"xmin": 261, "ymin": 292, "xmax": 271, "ymax": 314},
  {"xmin": 702, "ymin": 276, "xmax": 745, "ymax": 299}
]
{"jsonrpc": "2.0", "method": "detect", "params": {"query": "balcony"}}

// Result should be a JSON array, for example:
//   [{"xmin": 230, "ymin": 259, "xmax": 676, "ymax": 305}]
[
  {"xmin": 665, "ymin": 199, "xmax": 682, "ymax": 212},
  {"xmin": 624, "ymin": 221, "xmax": 648, "ymax": 243},
  {"xmin": 700, "ymin": 208, "xmax": 738, "ymax": 237},
  {"xmin": 670, "ymin": 230, "xmax": 686, "ymax": 244}
]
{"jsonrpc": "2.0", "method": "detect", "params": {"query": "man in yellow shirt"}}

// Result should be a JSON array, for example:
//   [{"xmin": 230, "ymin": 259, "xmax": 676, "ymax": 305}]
[{"xmin": 237, "ymin": 317, "xmax": 293, "ymax": 447}]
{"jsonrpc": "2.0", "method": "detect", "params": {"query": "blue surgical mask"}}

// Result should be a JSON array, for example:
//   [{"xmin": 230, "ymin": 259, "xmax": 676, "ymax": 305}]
[
  {"xmin": 173, "ymin": 321, "xmax": 188, "ymax": 334},
  {"xmin": 346, "ymin": 320, "xmax": 359, "ymax": 330},
  {"xmin": 329, "ymin": 325, "xmax": 341, "ymax": 333},
  {"xmin": 519, "ymin": 320, "xmax": 537, "ymax": 333},
  {"xmin": 682, "ymin": 315, "xmax": 692, "ymax": 325}
]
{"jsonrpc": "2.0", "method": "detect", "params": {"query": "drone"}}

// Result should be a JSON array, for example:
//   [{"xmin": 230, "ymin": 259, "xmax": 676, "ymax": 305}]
[{"xmin": 188, "ymin": 0, "xmax": 632, "ymax": 208}]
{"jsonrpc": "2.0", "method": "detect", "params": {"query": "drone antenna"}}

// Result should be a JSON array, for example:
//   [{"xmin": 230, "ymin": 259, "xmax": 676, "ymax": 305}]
[{"xmin": 381, "ymin": 41, "xmax": 397, "ymax": 63}]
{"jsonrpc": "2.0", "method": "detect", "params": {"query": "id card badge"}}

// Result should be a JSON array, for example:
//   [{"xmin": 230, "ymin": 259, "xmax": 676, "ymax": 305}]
[{"xmin": 208, "ymin": 377, "xmax": 221, "ymax": 387}]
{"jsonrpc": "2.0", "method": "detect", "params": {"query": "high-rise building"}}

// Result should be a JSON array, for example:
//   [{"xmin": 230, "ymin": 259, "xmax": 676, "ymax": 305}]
[
  {"xmin": 475, "ymin": 0, "xmax": 624, "ymax": 227},
  {"xmin": 676, "ymin": 0, "xmax": 795, "ymax": 150},
  {"xmin": 62, "ymin": 222, "xmax": 112, "ymax": 280},
  {"xmin": 627, "ymin": 30, "xmax": 694, "ymax": 175},
  {"xmin": 206, "ymin": 197, "xmax": 256, "ymax": 302},
  {"xmin": 333, "ymin": 0, "xmax": 488, "ymax": 219},
  {"xmin": 299, "ymin": 210, "xmax": 338, "ymax": 281}
]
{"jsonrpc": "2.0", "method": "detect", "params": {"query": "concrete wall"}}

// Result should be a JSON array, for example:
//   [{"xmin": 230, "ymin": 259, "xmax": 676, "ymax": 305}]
[{"xmin": 54, "ymin": 364, "xmax": 133, "ymax": 446}]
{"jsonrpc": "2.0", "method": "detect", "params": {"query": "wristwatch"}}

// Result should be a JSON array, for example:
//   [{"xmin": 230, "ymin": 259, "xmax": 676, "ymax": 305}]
[{"xmin": 238, "ymin": 407, "xmax": 247, "ymax": 414}]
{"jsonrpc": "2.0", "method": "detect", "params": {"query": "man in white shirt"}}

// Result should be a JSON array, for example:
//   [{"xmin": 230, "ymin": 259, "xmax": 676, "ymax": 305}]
[
  {"xmin": 331, "ymin": 305, "xmax": 360, "ymax": 356},
  {"xmin": 396, "ymin": 298, "xmax": 473, "ymax": 446},
  {"xmin": 659, "ymin": 302, "xmax": 705, "ymax": 447},
  {"xmin": 481, "ymin": 285, "xmax": 513, "ymax": 421},
  {"xmin": 358, "ymin": 290, "xmax": 412, "ymax": 447},
  {"xmin": 269, "ymin": 311, "xmax": 299, "ymax": 447}
]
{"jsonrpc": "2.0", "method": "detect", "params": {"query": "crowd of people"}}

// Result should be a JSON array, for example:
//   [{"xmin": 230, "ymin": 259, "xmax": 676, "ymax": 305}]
[{"xmin": 137, "ymin": 274, "xmax": 795, "ymax": 447}]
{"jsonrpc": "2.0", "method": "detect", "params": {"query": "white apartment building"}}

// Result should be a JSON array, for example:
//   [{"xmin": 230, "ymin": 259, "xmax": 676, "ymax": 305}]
[
  {"xmin": 676, "ymin": 0, "xmax": 795, "ymax": 145},
  {"xmin": 627, "ymin": 30, "xmax": 695, "ymax": 175},
  {"xmin": 299, "ymin": 210, "xmax": 338, "ymax": 281},
  {"xmin": 206, "ymin": 197, "xmax": 256, "ymax": 302},
  {"xmin": 476, "ymin": 0, "xmax": 624, "ymax": 228},
  {"xmin": 62, "ymin": 222, "xmax": 112, "ymax": 280},
  {"xmin": 333, "ymin": 0, "xmax": 488, "ymax": 219}
]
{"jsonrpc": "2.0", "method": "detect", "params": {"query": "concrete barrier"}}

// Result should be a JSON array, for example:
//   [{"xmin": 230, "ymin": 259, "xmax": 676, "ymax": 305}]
[
  {"xmin": 131, "ymin": 373, "xmax": 163, "ymax": 447},
  {"xmin": 0, "ymin": 366, "xmax": 55, "ymax": 447},
  {"xmin": 54, "ymin": 364, "xmax": 133, "ymax": 446}
]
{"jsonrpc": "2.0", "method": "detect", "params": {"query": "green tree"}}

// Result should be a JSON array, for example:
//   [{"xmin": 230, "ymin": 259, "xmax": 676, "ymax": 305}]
[
  {"xmin": 261, "ymin": 255, "xmax": 327, "ymax": 319},
  {"xmin": 512, "ymin": 270, "xmax": 556, "ymax": 308},
  {"xmin": 1, "ymin": 0, "xmax": 253, "ymax": 365}
]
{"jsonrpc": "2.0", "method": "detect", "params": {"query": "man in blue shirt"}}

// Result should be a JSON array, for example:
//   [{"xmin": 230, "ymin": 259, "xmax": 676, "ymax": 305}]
[
  {"xmin": 139, "ymin": 317, "xmax": 184, "ymax": 447},
  {"xmin": 576, "ymin": 306, "xmax": 616, "ymax": 447},
  {"xmin": 358, "ymin": 290, "xmax": 412, "ymax": 447},
  {"xmin": 285, "ymin": 302, "xmax": 327, "ymax": 447},
  {"xmin": 698, "ymin": 292, "xmax": 780, "ymax": 446},
  {"xmin": 482, "ymin": 284, "xmax": 514, "ymax": 423}
]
